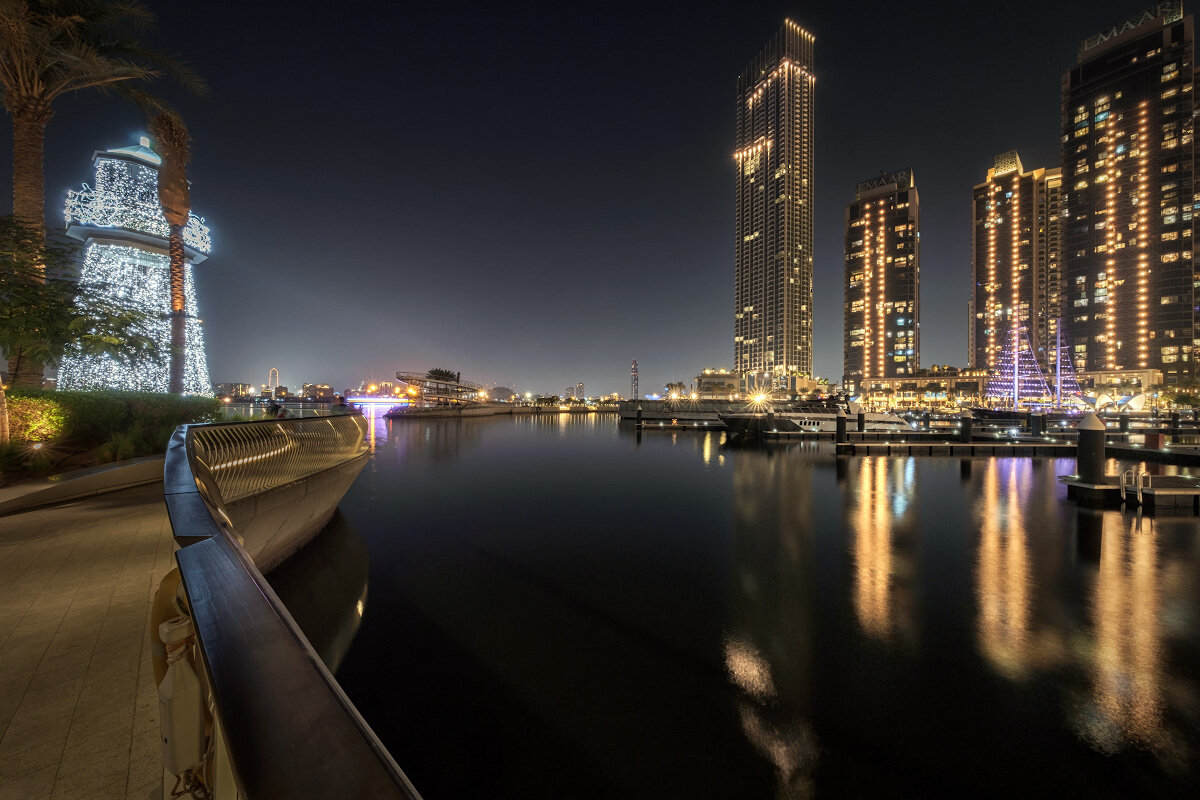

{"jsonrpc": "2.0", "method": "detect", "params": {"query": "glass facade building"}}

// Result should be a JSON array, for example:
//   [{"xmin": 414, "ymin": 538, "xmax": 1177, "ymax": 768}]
[
  {"xmin": 1061, "ymin": 1, "xmax": 1196, "ymax": 381},
  {"xmin": 843, "ymin": 169, "xmax": 920, "ymax": 385},
  {"xmin": 970, "ymin": 152, "xmax": 1063, "ymax": 371},
  {"xmin": 734, "ymin": 20, "xmax": 816, "ymax": 385}
]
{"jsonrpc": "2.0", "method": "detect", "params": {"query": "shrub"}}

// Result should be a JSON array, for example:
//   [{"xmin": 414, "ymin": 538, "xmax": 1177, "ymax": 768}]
[{"xmin": 6, "ymin": 389, "xmax": 220, "ymax": 454}]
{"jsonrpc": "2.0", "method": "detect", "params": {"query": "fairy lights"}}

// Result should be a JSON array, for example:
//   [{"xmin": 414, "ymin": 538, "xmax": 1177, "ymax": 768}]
[
  {"xmin": 1104, "ymin": 126, "xmax": 1118, "ymax": 369},
  {"xmin": 875, "ymin": 202, "xmax": 886, "ymax": 374},
  {"xmin": 984, "ymin": 323, "xmax": 1051, "ymax": 408},
  {"xmin": 1136, "ymin": 101, "xmax": 1150, "ymax": 367},
  {"xmin": 1011, "ymin": 175, "xmax": 1021, "ymax": 402},
  {"xmin": 57, "ymin": 143, "xmax": 212, "ymax": 395},
  {"xmin": 986, "ymin": 183, "xmax": 999, "ymax": 367},
  {"xmin": 862, "ymin": 201, "xmax": 873, "ymax": 380},
  {"xmin": 65, "ymin": 155, "xmax": 211, "ymax": 254}
]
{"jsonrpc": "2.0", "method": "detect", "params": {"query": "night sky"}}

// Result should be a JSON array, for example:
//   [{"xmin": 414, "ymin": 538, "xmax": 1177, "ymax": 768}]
[{"xmin": 0, "ymin": 0, "xmax": 1157, "ymax": 395}]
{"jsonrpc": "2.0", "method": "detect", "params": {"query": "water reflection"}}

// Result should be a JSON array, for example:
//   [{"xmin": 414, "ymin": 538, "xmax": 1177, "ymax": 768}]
[
  {"xmin": 728, "ymin": 450, "xmax": 818, "ymax": 798},
  {"xmin": 848, "ymin": 457, "xmax": 916, "ymax": 644},
  {"xmin": 385, "ymin": 417, "xmax": 485, "ymax": 464},
  {"xmin": 1080, "ymin": 512, "xmax": 1166, "ymax": 755},
  {"xmin": 332, "ymin": 417, "xmax": 1200, "ymax": 797},
  {"xmin": 975, "ymin": 459, "xmax": 1036, "ymax": 679},
  {"xmin": 267, "ymin": 510, "xmax": 370, "ymax": 673}
]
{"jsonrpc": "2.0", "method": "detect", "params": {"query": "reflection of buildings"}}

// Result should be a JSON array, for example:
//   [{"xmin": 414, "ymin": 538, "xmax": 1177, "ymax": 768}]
[
  {"xmin": 266, "ymin": 510, "xmax": 369, "ymax": 674},
  {"xmin": 385, "ymin": 416, "xmax": 485, "ymax": 464},
  {"xmin": 1078, "ymin": 513, "xmax": 1165, "ymax": 753},
  {"xmin": 975, "ymin": 459, "xmax": 1035, "ymax": 678},
  {"xmin": 847, "ymin": 457, "xmax": 917, "ymax": 644},
  {"xmin": 728, "ymin": 451, "xmax": 817, "ymax": 798}
]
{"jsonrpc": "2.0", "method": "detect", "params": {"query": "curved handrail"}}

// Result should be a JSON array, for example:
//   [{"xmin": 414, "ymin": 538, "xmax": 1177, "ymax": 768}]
[{"xmin": 163, "ymin": 416, "xmax": 421, "ymax": 799}]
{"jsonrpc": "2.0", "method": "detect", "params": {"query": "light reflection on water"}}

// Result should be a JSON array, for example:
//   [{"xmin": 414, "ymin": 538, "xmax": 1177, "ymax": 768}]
[{"xmin": 331, "ymin": 415, "xmax": 1200, "ymax": 798}]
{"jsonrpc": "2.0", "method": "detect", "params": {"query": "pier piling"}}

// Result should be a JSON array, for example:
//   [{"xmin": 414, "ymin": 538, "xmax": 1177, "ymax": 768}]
[
  {"xmin": 960, "ymin": 409, "xmax": 973, "ymax": 444},
  {"xmin": 857, "ymin": 411, "xmax": 866, "ymax": 433},
  {"xmin": 836, "ymin": 408, "xmax": 847, "ymax": 444},
  {"xmin": 1077, "ymin": 412, "xmax": 1106, "ymax": 484}
]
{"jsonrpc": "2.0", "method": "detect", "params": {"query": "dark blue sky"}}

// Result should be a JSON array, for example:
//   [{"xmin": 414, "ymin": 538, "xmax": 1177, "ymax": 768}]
[{"xmin": 0, "ymin": 0, "xmax": 1153, "ymax": 395}]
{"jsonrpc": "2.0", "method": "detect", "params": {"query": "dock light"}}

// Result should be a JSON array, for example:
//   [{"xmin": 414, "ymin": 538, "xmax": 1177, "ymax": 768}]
[
  {"xmin": 754, "ymin": 394, "xmax": 767, "ymax": 403},
  {"xmin": 1009, "ymin": 428, "xmax": 1018, "ymax": 437},
  {"xmin": 31, "ymin": 442, "xmax": 43, "ymax": 450}
]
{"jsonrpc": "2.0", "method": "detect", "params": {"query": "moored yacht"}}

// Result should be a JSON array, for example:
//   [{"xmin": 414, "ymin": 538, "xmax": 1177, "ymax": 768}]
[{"xmin": 720, "ymin": 401, "xmax": 909, "ymax": 436}]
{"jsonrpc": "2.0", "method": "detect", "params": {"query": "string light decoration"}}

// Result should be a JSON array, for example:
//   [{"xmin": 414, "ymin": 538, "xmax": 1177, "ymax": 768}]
[
  {"xmin": 57, "ymin": 140, "xmax": 212, "ymax": 395},
  {"xmin": 984, "ymin": 323, "xmax": 1050, "ymax": 408}
]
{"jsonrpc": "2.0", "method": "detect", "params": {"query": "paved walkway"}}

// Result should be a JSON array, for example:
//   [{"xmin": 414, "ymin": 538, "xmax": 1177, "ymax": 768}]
[{"xmin": 0, "ymin": 484, "xmax": 172, "ymax": 800}]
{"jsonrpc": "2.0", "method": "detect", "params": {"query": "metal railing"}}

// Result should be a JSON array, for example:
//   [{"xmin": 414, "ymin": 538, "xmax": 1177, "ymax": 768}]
[
  {"xmin": 163, "ymin": 414, "xmax": 421, "ymax": 799},
  {"xmin": 189, "ymin": 415, "xmax": 368, "ymax": 505}
]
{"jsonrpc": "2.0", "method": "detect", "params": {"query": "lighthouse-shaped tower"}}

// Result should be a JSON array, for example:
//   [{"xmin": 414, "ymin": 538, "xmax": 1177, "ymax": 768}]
[{"xmin": 57, "ymin": 137, "xmax": 212, "ymax": 394}]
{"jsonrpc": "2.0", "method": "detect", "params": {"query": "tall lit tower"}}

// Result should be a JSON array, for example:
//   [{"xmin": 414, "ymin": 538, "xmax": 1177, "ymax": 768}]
[
  {"xmin": 734, "ymin": 19, "xmax": 816, "ymax": 390},
  {"xmin": 969, "ymin": 151, "xmax": 1063, "ymax": 371},
  {"xmin": 57, "ymin": 138, "xmax": 212, "ymax": 393},
  {"xmin": 843, "ymin": 169, "xmax": 920, "ymax": 388},
  {"xmin": 630, "ymin": 359, "xmax": 638, "ymax": 400},
  {"xmin": 1061, "ymin": 1, "xmax": 1195, "ymax": 381}
]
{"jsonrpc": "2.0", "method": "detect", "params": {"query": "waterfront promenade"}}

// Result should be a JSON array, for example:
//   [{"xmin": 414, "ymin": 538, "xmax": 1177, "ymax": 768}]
[{"xmin": 0, "ymin": 484, "xmax": 169, "ymax": 800}]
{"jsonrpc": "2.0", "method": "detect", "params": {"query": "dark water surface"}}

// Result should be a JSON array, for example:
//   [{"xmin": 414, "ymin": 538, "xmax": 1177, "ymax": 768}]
[{"xmin": 293, "ymin": 410, "xmax": 1200, "ymax": 798}]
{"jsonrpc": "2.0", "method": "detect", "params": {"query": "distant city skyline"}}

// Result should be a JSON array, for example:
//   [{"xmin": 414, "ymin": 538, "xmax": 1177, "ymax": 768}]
[{"xmin": 0, "ymin": 0, "xmax": 1165, "ymax": 395}]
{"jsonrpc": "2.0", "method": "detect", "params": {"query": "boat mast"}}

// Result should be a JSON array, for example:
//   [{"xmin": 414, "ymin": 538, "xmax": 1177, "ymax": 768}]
[{"xmin": 1013, "ymin": 322, "xmax": 1020, "ymax": 411}]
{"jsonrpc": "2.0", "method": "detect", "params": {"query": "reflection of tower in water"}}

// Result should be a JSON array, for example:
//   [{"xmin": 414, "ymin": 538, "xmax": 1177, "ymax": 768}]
[
  {"xmin": 726, "ymin": 452, "xmax": 818, "ymax": 798},
  {"xmin": 975, "ymin": 459, "xmax": 1034, "ymax": 679},
  {"xmin": 848, "ymin": 457, "xmax": 917, "ymax": 645},
  {"xmin": 1079, "ymin": 512, "xmax": 1165, "ymax": 754}
]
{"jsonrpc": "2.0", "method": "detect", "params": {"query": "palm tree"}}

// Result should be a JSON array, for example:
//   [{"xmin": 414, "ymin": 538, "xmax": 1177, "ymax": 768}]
[
  {"xmin": 149, "ymin": 111, "xmax": 189, "ymax": 394},
  {"xmin": 0, "ymin": 0, "xmax": 206, "ymax": 387}
]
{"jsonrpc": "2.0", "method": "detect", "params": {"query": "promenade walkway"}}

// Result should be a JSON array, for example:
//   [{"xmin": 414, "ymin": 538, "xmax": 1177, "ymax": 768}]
[{"xmin": 0, "ymin": 484, "xmax": 170, "ymax": 800}]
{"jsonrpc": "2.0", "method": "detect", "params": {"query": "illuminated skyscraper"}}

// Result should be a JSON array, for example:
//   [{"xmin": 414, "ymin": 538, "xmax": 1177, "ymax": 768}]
[
  {"xmin": 57, "ymin": 138, "xmax": 212, "ymax": 393},
  {"xmin": 969, "ymin": 152, "xmax": 1063, "ymax": 371},
  {"xmin": 1061, "ymin": 1, "xmax": 1196, "ymax": 381},
  {"xmin": 734, "ymin": 19, "xmax": 815, "ymax": 387},
  {"xmin": 843, "ymin": 169, "xmax": 920, "ymax": 386}
]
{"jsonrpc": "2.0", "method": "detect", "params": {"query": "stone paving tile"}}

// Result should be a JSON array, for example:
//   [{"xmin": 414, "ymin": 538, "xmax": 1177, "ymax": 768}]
[
  {"xmin": 0, "ymin": 761, "xmax": 57, "ymax": 799},
  {"xmin": 0, "ymin": 484, "xmax": 171, "ymax": 800}
]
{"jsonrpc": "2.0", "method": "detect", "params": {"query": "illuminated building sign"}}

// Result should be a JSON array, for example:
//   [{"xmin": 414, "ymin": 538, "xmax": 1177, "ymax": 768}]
[
  {"xmin": 1079, "ymin": 1, "xmax": 1183, "ymax": 55},
  {"xmin": 855, "ymin": 169, "xmax": 913, "ymax": 194}
]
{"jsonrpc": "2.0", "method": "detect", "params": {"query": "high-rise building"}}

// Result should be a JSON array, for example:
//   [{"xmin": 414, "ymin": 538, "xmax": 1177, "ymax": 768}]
[
  {"xmin": 969, "ymin": 152, "xmax": 1064, "ymax": 370},
  {"xmin": 734, "ymin": 19, "xmax": 816, "ymax": 387},
  {"xmin": 576, "ymin": 382, "xmax": 585, "ymax": 400},
  {"xmin": 630, "ymin": 359, "xmax": 638, "ymax": 399},
  {"xmin": 843, "ymin": 169, "xmax": 920, "ymax": 387},
  {"xmin": 1061, "ymin": 1, "xmax": 1196, "ymax": 382}
]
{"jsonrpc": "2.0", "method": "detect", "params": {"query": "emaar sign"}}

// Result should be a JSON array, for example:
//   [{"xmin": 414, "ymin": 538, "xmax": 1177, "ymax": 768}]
[{"xmin": 1080, "ymin": 0, "xmax": 1184, "ymax": 54}]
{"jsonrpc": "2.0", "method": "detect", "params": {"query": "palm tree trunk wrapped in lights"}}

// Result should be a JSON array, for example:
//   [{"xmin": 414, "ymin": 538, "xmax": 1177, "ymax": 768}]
[{"xmin": 150, "ymin": 113, "xmax": 192, "ymax": 395}]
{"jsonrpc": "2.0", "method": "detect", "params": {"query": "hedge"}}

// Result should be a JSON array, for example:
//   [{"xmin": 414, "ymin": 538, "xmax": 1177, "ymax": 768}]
[{"xmin": 5, "ymin": 389, "xmax": 221, "ymax": 451}]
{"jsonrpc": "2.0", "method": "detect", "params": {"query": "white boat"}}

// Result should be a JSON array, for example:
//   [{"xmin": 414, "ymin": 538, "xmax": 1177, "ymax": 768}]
[{"xmin": 720, "ymin": 401, "xmax": 909, "ymax": 436}]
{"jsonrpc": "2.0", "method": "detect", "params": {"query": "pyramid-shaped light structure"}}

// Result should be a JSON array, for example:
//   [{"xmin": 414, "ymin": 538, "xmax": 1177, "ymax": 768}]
[{"xmin": 57, "ymin": 137, "xmax": 212, "ymax": 394}]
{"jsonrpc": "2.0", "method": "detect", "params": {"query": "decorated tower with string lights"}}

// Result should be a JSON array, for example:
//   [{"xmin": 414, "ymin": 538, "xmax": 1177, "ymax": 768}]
[
  {"xmin": 57, "ymin": 137, "xmax": 212, "ymax": 394},
  {"xmin": 984, "ymin": 323, "xmax": 1050, "ymax": 409}
]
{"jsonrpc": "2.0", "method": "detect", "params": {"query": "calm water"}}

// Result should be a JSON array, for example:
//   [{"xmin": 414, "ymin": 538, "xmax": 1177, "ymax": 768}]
[{"xmin": 280, "ymin": 409, "xmax": 1200, "ymax": 798}]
